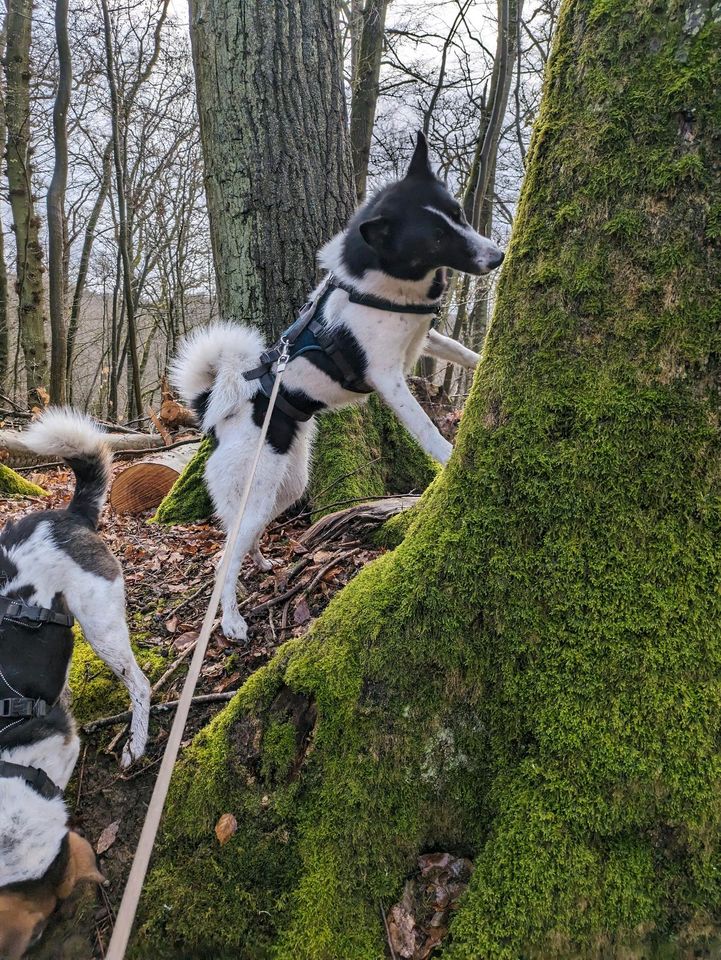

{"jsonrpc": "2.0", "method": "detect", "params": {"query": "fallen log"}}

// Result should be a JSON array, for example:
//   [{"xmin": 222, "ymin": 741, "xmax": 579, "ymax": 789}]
[
  {"xmin": 0, "ymin": 428, "xmax": 164, "ymax": 469},
  {"xmin": 109, "ymin": 441, "xmax": 201, "ymax": 514},
  {"xmin": 299, "ymin": 495, "xmax": 420, "ymax": 550}
]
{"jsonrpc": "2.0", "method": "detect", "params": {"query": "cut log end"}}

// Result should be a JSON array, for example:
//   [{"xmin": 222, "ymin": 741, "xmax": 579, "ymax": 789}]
[{"xmin": 109, "ymin": 442, "xmax": 200, "ymax": 514}]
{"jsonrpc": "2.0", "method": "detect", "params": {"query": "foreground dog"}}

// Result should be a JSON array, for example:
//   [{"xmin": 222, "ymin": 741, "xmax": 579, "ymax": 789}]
[
  {"xmin": 173, "ymin": 132, "xmax": 505, "ymax": 641},
  {"xmin": 0, "ymin": 409, "xmax": 150, "ymax": 959}
]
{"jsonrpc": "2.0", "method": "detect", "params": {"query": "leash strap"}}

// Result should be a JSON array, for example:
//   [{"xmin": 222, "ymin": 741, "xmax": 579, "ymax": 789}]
[
  {"xmin": 0, "ymin": 596, "xmax": 74, "ymax": 629},
  {"xmin": 106, "ymin": 338, "xmax": 293, "ymax": 960},
  {"xmin": 0, "ymin": 759, "xmax": 62, "ymax": 800}
]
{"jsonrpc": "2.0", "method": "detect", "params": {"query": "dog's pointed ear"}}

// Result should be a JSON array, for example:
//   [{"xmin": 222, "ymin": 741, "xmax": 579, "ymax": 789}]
[
  {"xmin": 359, "ymin": 215, "xmax": 392, "ymax": 253},
  {"xmin": 406, "ymin": 130, "xmax": 433, "ymax": 179},
  {"xmin": 56, "ymin": 832, "xmax": 104, "ymax": 899}
]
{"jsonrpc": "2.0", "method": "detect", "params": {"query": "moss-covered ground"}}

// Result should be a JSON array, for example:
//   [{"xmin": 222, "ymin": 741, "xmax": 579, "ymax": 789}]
[{"xmin": 133, "ymin": 0, "xmax": 721, "ymax": 956}]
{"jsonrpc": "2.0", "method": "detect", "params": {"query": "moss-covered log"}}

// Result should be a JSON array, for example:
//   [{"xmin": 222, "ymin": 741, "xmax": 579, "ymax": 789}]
[
  {"xmin": 134, "ymin": 0, "xmax": 721, "ymax": 956},
  {"xmin": 0, "ymin": 462, "xmax": 47, "ymax": 496}
]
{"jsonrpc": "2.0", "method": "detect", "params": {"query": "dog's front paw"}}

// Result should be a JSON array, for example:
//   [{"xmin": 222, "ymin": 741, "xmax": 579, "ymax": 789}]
[
  {"xmin": 221, "ymin": 612, "xmax": 249, "ymax": 642},
  {"xmin": 252, "ymin": 552, "xmax": 277, "ymax": 573}
]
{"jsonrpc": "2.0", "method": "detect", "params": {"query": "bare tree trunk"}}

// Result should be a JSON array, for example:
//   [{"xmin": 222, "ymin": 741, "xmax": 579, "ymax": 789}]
[
  {"xmin": 189, "ymin": 0, "xmax": 354, "ymax": 341},
  {"xmin": 5, "ymin": 0, "xmax": 48, "ymax": 407},
  {"xmin": 349, "ymin": 0, "xmax": 388, "ymax": 203},
  {"xmin": 66, "ymin": 141, "xmax": 112, "ymax": 397},
  {"xmin": 100, "ymin": 0, "xmax": 143, "ymax": 421},
  {"xmin": 46, "ymin": 0, "xmax": 71, "ymax": 403},
  {"xmin": 0, "ymin": 17, "xmax": 9, "ymax": 391},
  {"xmin": 467, "ymin": 0, "xmax": 523, "ymax": 228}
]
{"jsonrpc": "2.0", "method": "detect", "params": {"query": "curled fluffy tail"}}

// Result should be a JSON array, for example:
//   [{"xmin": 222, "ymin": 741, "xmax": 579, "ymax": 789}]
[
  {"xmin": 23, "ymin": 408, "xmax": 111, "ymax": 528},
  {"xmin": 170, "ymin": 322, "xmax": 266, "ymax": 433}
]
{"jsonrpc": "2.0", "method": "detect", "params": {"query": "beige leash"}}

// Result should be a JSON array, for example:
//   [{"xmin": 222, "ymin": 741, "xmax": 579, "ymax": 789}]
[{"xmin": 105, "ymin": 339, "xmax": 291, "ymax": 960}]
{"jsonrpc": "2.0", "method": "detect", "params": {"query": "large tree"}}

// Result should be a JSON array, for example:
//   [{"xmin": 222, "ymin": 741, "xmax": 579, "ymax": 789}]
[{"xmin": 133, "ymin": 0, "xmax": 721, "ymax": 955}]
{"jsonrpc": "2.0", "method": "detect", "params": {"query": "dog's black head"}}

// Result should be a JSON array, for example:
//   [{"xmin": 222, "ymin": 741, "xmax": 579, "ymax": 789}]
[{"xmin": 344, "ymin": 131, "xmax": 505, "ymax": 283}]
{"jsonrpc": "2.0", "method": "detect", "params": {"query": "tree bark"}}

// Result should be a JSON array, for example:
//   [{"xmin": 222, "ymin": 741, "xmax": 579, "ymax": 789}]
[
  {"xmin": 133, "ymin": 0, "xmax": 721, "ymax": 956},
  {"xmin": 349, "ymin": 0, "xmax": 388, "ymax": 203},
  {"xmin": 46, "ymin": 0, "xmax": 72, "ymax": 403},
  {"xmin": 100, "ymin": 0, "xmax": 143, "ymax": 421},
  {"xmin": 5, "ymin": 0, "xmax": 48, "ymax": 407},
  {"xmin": 66, "ymin": 143, "xmax": 112, "ymax": 398},
  {"xmin": 189, "ymin": 0, "xmax": 354, "ymax": 341},
  {"xmin": 0, "ymin": 17, "xmax": 9, "ymax": 391}
]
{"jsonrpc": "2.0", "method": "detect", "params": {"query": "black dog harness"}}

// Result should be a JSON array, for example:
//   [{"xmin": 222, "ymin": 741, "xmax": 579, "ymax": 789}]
[
  {"xmin": 242, "ymin": 274, "xmax": 442, "ymax": 422},
  {"xmin": 0, "ymin": 595, "xmax": 74, "ymax": 725},
  {"xmin": 0, "ymin": 588, "xmax": 73, "ymax": 799}
]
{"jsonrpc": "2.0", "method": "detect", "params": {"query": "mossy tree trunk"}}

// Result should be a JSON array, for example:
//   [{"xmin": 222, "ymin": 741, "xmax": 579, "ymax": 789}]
[
  {"xmin": 135, "ymin": 0, "xmax": 721, "ymax": 955},
  {"xmin": 159, "ymin": 0, "xmax": 435, "ymax": 525}
]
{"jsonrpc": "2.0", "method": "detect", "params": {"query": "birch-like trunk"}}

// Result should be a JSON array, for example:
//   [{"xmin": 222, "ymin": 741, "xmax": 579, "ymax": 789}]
[{"xmin": 5, "ymin": 0, "xmax": 48, "ymax": 406}]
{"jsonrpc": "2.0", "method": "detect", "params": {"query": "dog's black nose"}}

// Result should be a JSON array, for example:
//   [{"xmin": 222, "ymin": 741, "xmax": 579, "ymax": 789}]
[{"xmin": 490, "ymin": 250, "xmax": 505, "ymax": 268}]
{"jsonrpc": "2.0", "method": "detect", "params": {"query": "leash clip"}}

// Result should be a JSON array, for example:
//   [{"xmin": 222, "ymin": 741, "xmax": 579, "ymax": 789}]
[{"xmin": 276, "ymin": 337, "xmax": 291, "ymax": 374}]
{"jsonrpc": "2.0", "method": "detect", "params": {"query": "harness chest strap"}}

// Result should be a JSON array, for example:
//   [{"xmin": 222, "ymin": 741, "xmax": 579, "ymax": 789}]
[
  {"xmin": 242, "ymin": 274, "xmax": 442, "ymax": 420},
  {"xmin": 0, "ymin": 759, "xmax": 62, "ymax": 800},
  {"xmin": 0, "ymin": 595, "xmax": 75, "ymax": 628}
]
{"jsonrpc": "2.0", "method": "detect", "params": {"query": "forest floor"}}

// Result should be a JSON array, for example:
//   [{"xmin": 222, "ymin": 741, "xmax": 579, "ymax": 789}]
[{"xmin": 2, "ymin": 463, "xmax": 385, "ymax": 959}]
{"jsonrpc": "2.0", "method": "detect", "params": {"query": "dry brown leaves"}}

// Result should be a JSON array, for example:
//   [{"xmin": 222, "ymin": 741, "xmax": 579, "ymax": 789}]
[{"xmin": 386, "ymin": 853, "xmax": 474, "ymax": 959}]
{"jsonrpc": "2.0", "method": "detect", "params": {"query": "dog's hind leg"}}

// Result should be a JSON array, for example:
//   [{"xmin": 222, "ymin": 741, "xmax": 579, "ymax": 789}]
[
  {"xmin": 209, "ymin": 444, "xmax": 289, "ymax": 641},
  {"xmin": 71, "ymin": 576, "xmax": 151, "ymax": 768}
]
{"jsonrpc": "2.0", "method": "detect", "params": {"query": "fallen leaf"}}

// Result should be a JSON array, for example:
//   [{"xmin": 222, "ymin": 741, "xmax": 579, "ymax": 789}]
[
  {"xmin": 164, "ymin": 614, "xmax": 179, "ymax": 633},
  {"xmin": 293, "ymin": 599, "xmax": 311, "ymax": 625},
  {"xmin": 214, "ymin": 813, "xmax": 238, "ymax": 846},
  {"xmin": 173, "ymin": 629, "xmax": 199, "ymax": 650},
  {"xmin": 96, "ymin": 820, "xmax": 120, "ymax": 856}
]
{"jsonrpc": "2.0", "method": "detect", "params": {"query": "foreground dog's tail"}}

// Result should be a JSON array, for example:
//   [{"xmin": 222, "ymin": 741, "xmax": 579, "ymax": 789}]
[
  {"xmin": 23, "ymin": 408, "xmax": 111, "ymax": 528},
  {"xmin": 171, "ymin": 322, "xmax": 266, "ymax": 432}
]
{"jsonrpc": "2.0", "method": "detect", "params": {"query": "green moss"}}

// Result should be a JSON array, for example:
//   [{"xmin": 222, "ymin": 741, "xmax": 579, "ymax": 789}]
[
  {"xmin": 153, "ymin": 437, "xmax": 215, "ymax": 525},
  {"xmin": 310, "ymin": 396, "xmax": 437, "ymax": 519},
  {"xmin": 69, "ymin": 627, "xmax": 166, "ymax": 725},
  {"xmin": 0, "ymin": 462, "xmax": 47, "ymax": 497},
  {"xmin": 134, "ymin": 0, "xmax": 721, "ymax": 956}
]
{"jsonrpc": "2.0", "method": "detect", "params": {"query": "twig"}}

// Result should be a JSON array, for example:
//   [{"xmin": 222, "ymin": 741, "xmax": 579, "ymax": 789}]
[
  {"xmin": 83, "ymin": 691, "xmax": 237, "ymax": 733},
  {"xmin": 380, "ymin": 901, "xmax": 397, "ymax": 960},
  {"xmin": 247, "ymin": 552, "xmax": 353, "ymax": 617},
  {"xmin": 151, "ymin": 637, "xmax": 200, "ymax": 696},
  {"xmin": 165, "ymin": 581, "xmax": 211, "ymax": 618},
  {"xmin": 270, "ymin": 493, "xmax": 421, "ymax": 531}
]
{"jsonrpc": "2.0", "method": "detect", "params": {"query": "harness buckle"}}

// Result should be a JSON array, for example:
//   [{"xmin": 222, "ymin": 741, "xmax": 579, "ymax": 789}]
[
  {"xmin": 0, "ymin": 697, "xmax": 48, "ymax": 718},
  {"xmin": 276, "ymin": 337, "xmax": 291, "ymax": 373}
]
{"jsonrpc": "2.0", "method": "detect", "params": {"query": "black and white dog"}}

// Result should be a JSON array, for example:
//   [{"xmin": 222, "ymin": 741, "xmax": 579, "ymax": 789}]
[
  {"xmin": 0, "ymin": 409, "xmax": 150, "ymax": 959},
  {"xmin": 173, "ymin": 132, "xmax": 504, "ymax": 641}
]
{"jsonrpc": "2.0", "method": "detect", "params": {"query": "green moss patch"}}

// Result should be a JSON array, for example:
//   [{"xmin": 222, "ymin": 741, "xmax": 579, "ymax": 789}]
[
  {"xmin": 153, "ymin": 437, "xmax": 215, "ymax": 525},
  {"xmin": 70, "ymin": 627, "xmax": 166, "ymax": 726},
  {"xmin": 0, "ymin": 462, "xmax": 47, "ymax": 497}
]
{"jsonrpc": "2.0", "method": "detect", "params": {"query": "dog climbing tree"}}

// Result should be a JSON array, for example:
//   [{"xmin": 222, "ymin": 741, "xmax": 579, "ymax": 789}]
[
  {"xmin": 156, "ymin": 0, "xmax": 437, "ymax": 526},
  {"xmin": 133, "ymin": 0, "xmax": 721, "ymax": 955}
]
